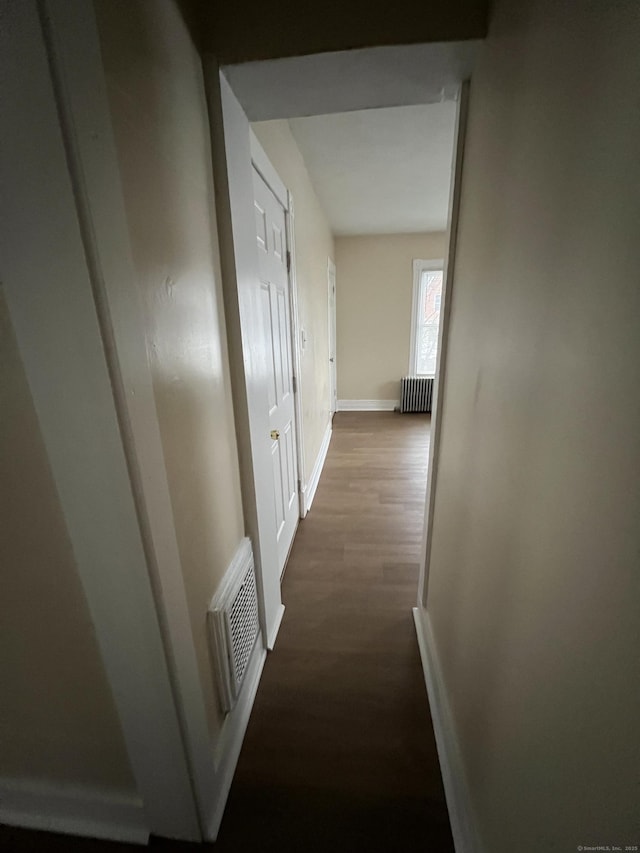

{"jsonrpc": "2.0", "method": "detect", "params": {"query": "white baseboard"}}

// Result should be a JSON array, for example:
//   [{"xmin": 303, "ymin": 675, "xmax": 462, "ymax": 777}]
[
  {"xmin": 302, "ymin": 422, "xmax": 332, "ymax": 514},
  {"xmin": 413, "ymin": 607, "xmax": 482, "ymax": 853},
  {"xmin": 337, "ymin": 399, "xmax": 398, "ymax": 411},
  {"xmin": 266, "ymin": 602, "xmax": 285, "ymax": 650},
  {"xmin": 0, "ymin": 780, "xmax": 149, "ymax": 844},
  {"xmin": 206, "ymin": 638, "xmax": 267, "ymax": 840}
]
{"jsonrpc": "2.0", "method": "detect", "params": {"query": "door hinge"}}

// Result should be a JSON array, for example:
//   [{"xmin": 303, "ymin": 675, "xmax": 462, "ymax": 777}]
[
  {"xmin": 297, "ymin": 478, "xmax": 303, "ymax": 492},
  {"xmin": 292, "ymin": 374, "xmax": 297, "ymax": 394},
  {"xmin": 286, "ymin": 250, "xmax": 291, "ymax": 273}
]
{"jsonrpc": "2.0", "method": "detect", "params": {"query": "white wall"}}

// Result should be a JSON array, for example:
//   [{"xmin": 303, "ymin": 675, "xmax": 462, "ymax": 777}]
[
  {"xmin": 0, "ymin": 293, "xmax": 136, "ymax": 795},
  {"xmin": 423, "ymin": 0, "xmax": 640, "ymax": 849},
  {"xmin": 0, "ymin": 0, "xmax": 205, "ymax": 837},
  {"xmin": 94, "ymin": 0, "xmax": 245, "ymax": 738},
  {"xmin": 252, "ymin": 119, "xmax": 336, "ymax": 479},
  {"xmin": 335, "ymin": 232, "xmax": 446, "ymax": 401}
]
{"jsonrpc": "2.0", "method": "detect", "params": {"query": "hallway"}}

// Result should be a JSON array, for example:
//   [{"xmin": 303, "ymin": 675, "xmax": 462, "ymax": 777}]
[
  {"xmin": 217, "ymin": 411, "xmax": 453, "ymax": 851},
  {"xmin": 0, "ymin": 412, "xmax": 452, "ymax": 853}
]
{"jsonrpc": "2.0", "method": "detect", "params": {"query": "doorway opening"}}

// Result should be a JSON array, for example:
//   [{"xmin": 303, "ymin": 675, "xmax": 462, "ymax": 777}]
[
  {"xmin": 209, "ymin": 57, "xmax": 468, "ymax": 637},
  {"xmin": 208, "ymin": 56, "xmax": 469, "ymax": 845},
  {"xmin": 328, "ymin": 258, "xmax": 337, "ymax": 420}
]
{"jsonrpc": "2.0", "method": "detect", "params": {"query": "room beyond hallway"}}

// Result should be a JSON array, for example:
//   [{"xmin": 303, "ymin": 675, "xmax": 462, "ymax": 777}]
[{"xmin": 216, "ymin": 411, "xmax": 453, "ymax": 851}]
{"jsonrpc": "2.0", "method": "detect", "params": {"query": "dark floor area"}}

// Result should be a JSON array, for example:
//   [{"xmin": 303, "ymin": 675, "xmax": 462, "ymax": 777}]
[{"xmin": 1, "ymin": 412, "xmax": 452, "ymax": 852}]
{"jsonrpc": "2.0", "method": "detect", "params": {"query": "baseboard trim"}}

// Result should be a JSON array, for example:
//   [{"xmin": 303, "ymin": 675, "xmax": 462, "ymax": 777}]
[
  {"xmin": 302, "ymin": 423, "xmax": 332, "ymax": 514},
  {"xmin": 337, "ymin": 399, "xmax": 398, "ymax": 412},
  {"xmin": 0, "ymin": 780, "xmax": 149, "ymax": 844},
  {"xmin": 207, "ymin": 638, "xmax": 267, "ymax": 840},
  {"xmin": 413, "ymin": 607, "xmax": 482, "ymax": 853},
  {"xmin": 266, "ymin": 602, "xmax": 285, "ymax": 650}
]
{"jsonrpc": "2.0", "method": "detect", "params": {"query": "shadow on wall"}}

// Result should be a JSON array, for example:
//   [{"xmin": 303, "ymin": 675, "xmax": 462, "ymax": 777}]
[
  {"xmin": 196, "ymin": 0, "xmax": 490, "ymax": 63},
  {"xmin": 0, "ymin": 293, "xmax": 136, "ymax": 792}
]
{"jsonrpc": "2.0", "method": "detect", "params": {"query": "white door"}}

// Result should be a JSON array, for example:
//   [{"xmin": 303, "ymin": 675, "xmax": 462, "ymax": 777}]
[
  {"xmin": 328, "ymin": 259, "xmax": 337, "ymax": 417},
  {"xmin": 252, "ymin": 166, "xmax": 299, "ymax": 576}
]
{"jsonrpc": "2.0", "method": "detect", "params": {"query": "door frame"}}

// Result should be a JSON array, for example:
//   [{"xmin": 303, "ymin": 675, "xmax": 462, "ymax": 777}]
[
  {"xmin": 417, "ymin": 81, "xmax": 470, "ymax": 608},
  {"xmin": 286, "ymin": 194, "xmax": 308, "ymax": 518},
  {"xmin": 249, "ymin": 129, "xmax": 306, "ymax": 541},
  {"xmin": 327, "ymin": 258, "xmax": 337, "ymax": 418},
  {"xmin": 1, "ymin": 0, "xmax": 206, "ymax": 841},
  {"xmin": 208, "ymin": 67, "xmax": 470, "ymax": 642}
]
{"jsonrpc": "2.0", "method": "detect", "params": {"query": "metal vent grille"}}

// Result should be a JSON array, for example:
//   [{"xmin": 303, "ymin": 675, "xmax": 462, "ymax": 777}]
[
  {"xmin": 208, "ymin": 539, "xmax": 260, "ymax": 713},
  {"xmin": 400, "ymin": 376, "xmax": 434, "ymax": 413},
  {"xmin": 228, "ymin": 564, "xmax": 259, "ymax": 685}
]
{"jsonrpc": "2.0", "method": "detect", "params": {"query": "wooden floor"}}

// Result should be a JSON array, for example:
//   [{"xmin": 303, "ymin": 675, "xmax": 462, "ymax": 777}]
[
  {"xmin": 215, "ymin": 412, "xmax": 452, "ymax": 851},
  {"xmin": 1, "ymin": 412, "xmax": 453, "ymax": 852}
]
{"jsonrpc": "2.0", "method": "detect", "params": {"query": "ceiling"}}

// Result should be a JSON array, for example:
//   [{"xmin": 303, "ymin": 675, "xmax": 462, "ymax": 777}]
[
  {"xmin": 222, "ymin": 42, "xmax": 479, "ymax": 120},
  {"xmin": 280, "ymin": 102, "xmax": 457, "ymax": 236}
]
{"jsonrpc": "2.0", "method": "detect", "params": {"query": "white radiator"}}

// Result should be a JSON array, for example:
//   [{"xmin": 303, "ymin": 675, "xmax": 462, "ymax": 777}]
[
  {"xmin": 400, "ymin": 376, "xmax": 434, "ymax": 413},
  {"xmin": 208, "ymin": 538, "xmax": 260, "ymax": 713}
]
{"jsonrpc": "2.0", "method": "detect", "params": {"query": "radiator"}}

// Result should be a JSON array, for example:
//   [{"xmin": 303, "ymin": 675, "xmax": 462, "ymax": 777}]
[
  {"xmin": 208, "ymin": 538, "xmax": 260, "ymax": 713},
  {"xmin": 400, "ymin": 376, "xmax": 434, "ymax": 413}
]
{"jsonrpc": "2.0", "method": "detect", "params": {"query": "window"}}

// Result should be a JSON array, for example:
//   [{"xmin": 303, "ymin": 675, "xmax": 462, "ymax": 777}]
[{"xmin": 409, "ymin": 259, "xmax": 444, "ymax": 377}]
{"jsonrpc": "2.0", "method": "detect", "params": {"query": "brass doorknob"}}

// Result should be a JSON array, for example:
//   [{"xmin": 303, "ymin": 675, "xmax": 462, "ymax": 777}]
[{"xmin": 270, "ymin": 430, "xmax": 280, "ymax": 440}]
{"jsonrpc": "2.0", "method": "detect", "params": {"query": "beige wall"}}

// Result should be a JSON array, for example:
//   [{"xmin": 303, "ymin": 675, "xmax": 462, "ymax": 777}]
[
  {"xmin": 252, "ymin": 120, "xmax": 335, "ymax": 479},
  {"xmin": 199, "ymin": 0, "xmax": 488, "ymax": 63},
  {"xmin": 426, "ymin": 0, "xmax": 640, "ymax": 849},
  {"xmin": 94, "ymin": 0, "xmax": 245, "ymax": 737},
  {"xmin": 335, "ymin": 233, "xmax": 446, "ymax": 401},
  {"xmin": 0, "ymin": 293, "xmax": 136, "ymax": 793}
]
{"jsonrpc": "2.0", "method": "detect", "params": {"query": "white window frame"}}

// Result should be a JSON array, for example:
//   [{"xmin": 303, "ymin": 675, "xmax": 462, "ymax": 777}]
[{"xmin": 409, "ymin": 258, "xmax": 445, "ymax": 377}]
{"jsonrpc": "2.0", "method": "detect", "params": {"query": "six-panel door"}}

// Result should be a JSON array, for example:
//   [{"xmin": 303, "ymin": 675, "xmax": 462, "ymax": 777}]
[{"xmin": 252, "ymin": 166, "xmax": 299, "ymax": 575}]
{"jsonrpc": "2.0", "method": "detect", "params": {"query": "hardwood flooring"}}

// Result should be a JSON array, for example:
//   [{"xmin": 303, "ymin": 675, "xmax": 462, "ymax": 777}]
[
  {"xmin": 215, "ymin": 411, "xmax": 453, "ymax": 851},
  {"xmin": 0, "ymin": 412, "xmax": 453, "ymax": 852}
]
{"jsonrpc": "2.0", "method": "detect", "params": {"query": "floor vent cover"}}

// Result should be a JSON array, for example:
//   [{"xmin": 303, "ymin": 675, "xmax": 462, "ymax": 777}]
[{"xmin": 208, "ymin": 539, "xmax": 259, "ymax": 713}]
